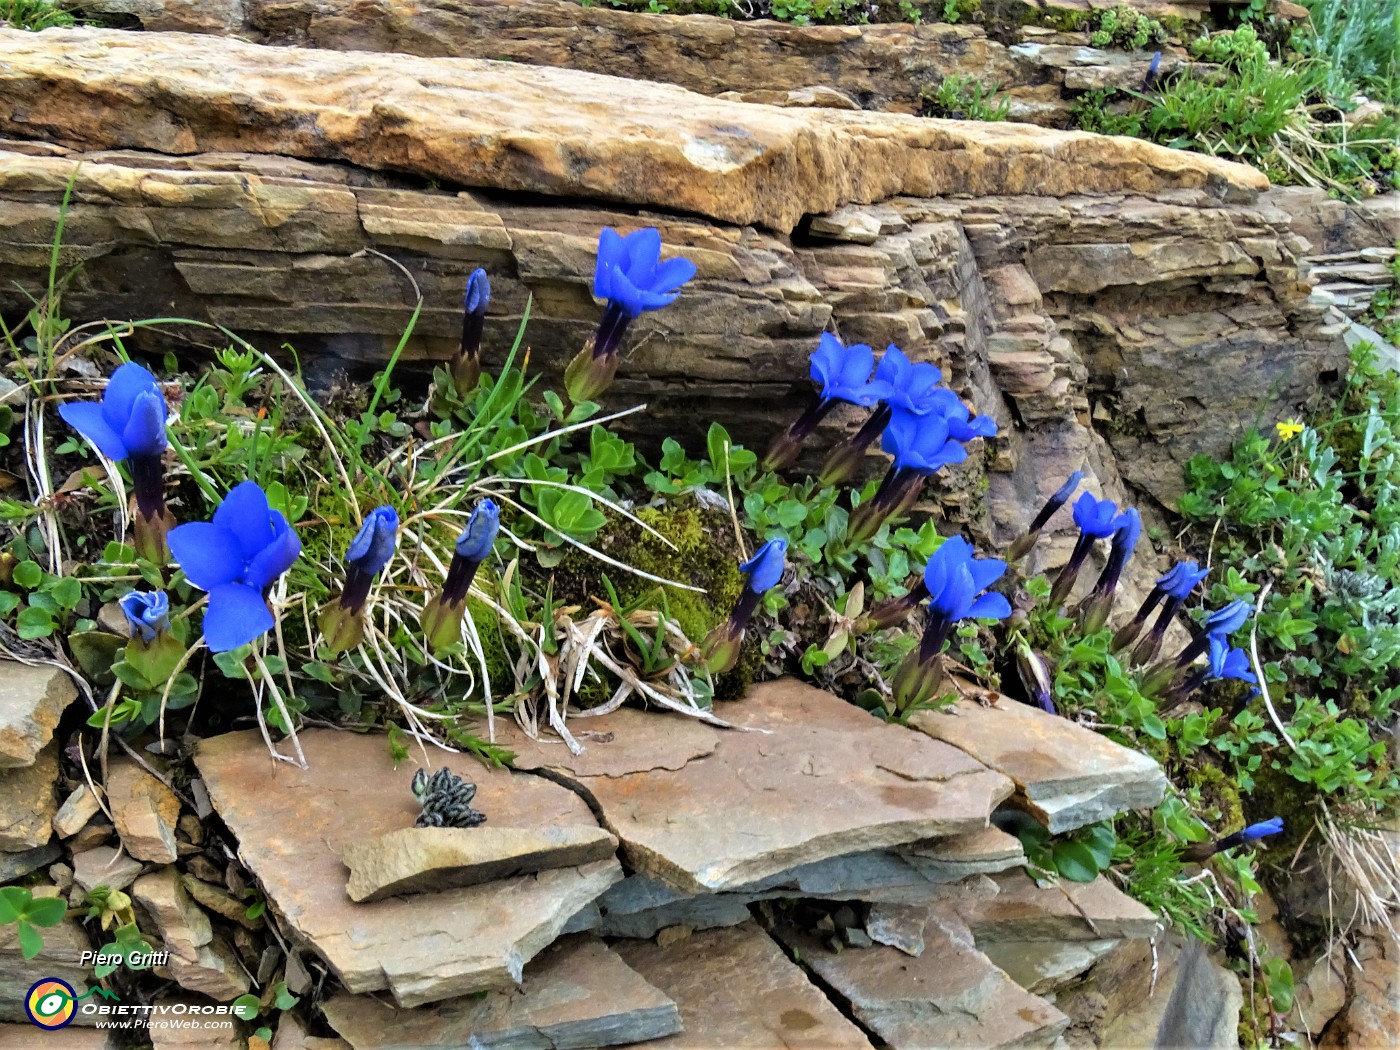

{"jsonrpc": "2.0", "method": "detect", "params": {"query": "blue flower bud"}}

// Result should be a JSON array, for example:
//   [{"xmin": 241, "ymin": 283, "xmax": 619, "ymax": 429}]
[
  {"xmin": 346, "ymin": 506, "xmax": 399, "ymax": 578},
  {"xmin": 119, "ymin": 590, "xmax": 169, "ymax": 644},
  {"xmin": 1157, "ymin": 560, "xmax": 1209, "ymax": 600},
  {"xmin": 1241, "ymin": 817, "xmax": 1283, "ymax": 841},
  {"xmin": 1205, "ymin": 600, "xmax": 1251, "ymax": 638},
  {"xmin": 464, "ymin": 268, "xmax": 490, "ymax": 317},
  {"xmin": 455, "ymin": 499, "xmax": 500, "ymax": 564},
  {"xmin": 740, "ymin": 539, "xmax": 787, "ymax": 594}
]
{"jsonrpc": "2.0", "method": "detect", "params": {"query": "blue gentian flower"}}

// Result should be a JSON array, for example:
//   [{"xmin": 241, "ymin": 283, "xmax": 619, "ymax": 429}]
[
  {"xmin": 1050, "ymin": 492, "xmax": 1123, "ymax": 606},
  {"xmin": 810, "ymin": 333, "xmax": 889, "ymax": 407},
  {"xmin": 1204, "ymin": 600, "xmax": 1251, "ymax": 639},
  {"xmin": 1007, "ymin": 470, "xmax": 1084, "ymax": 563},
  {"xmin": 704, "ymin": 539, "xmax": 788, "ymax": 673},
  {"xmin": 874, "ymin": 347, "xmax": 945, "ymax": 415},
  {"xmin": 740, "ymin": 539, "xmax": 787, "ymax": 594},
  {"xmin": 882, "ymin": 408, "xmax": 966, "ymax": 474},
  {"xmin": 1144, "ymin": 50, "xmax": 1163, "ymax": 89},
  {"xmin": 763, "ymin": 332, "xmax": 893, "ymax": 472},
  {"xmin": 348, "ymin": 507, "xmax": 399, "ymax": 579},
  {"xmin": 119, "ymin": 590, "xmax": 169, "ymax": 645},
  {"xmin": 321, "ymin": 506, "xmax": 399, "ymax": 653},
  {"xmin": 1116, "ymin": 559, "xmax": 1211, "ymax": 658},
  {"xmin": 1187, "ymin": 815, "xmax": 1283, "ymax": 860},
  {"xmin": 59, "ymin": 362, "xmax": 172, "ymax": 561},
  {"xmin": 1172, "ymin": 598, "xmax": 1251, "ymax": 666},
  {"xmin": 464, "ymin": 268, "xmax": 490, "ymax": 317},
  {"xmin": 168, "ymin": 482, "xmax": 301, "ymax": 653},
  {"xmin": 922, "ymin": 536, "xmax": 1012, "ymax": 626},
  {"xmin": 1076, "ymin": 508, "xmax": 1141, "ymax": 633},
  {"xmin": 1208, "ymin": 641, "xmax": 1258, "ymax": 686},
  {"xmin": 1072, "ymin": 493, "xmax": 1121, "ymax": 538},
  {"xmin": 58, "ymin": 362, "xmax": 167, "ymax": 463},
  {"xmin": 892, "ymin": 535, "xmax": 1010, "ymax": 712},
  {"xmin": 565, "ymin": 228, "xmax": 696, "ymax": 403},
  {"xmin": 593, "ymin": 227, "xmax": 697, "ymax": 319}
]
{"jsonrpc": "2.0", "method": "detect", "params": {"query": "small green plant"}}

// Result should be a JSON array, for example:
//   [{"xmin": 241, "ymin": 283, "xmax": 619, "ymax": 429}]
[
  {"xmin": 0, "ymin": 886, "xmax": 68, "ymax": 959},
  {"xmin": 1085, "ymin": 5, "xmax": 1166, "ymax": 49},
  {"xmin": 1019, "ymin": 821, "xmax": 1119, "ymax": 882},
  {"xmin": 921, "ymin": 75, "xmax": 1011, "ymax": 121},
  {"xmin": 0, "ymin": 0, "xmax": 75, "ymax": 29},
  {"xmin": 937, "ymin": 0, "xmax": 978, "ymax": 23}
]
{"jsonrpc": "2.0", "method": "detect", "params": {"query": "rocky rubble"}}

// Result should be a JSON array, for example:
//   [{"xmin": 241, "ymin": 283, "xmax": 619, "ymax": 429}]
[{"xmin": 0, "ymin": 664, "xmax": 1185, "ymax": 1047}]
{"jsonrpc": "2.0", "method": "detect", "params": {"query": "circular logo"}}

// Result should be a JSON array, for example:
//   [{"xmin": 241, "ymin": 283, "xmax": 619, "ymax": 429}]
[{"xmin": 25, "ymin": 978, "xmax": 77, "ymax": 1029}]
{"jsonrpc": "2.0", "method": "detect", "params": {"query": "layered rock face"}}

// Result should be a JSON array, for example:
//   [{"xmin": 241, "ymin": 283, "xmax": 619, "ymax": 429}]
[
  {"xmin": 0, "ymin": 23, "xmax": 1384, "ymax": 533},
  {"xmin": 0, "ymin": 22, "xmax": 1352, "ymax": 536}
]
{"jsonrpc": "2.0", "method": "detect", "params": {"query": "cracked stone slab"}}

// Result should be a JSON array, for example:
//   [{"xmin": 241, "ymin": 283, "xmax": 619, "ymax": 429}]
[
  {"xmin": 911, "ymin": 698, "xmax": 1167, "ymax": 833},
  {"xmin": 0, "ymin": 28, "xmax": 1267, "ymax": 234},
  {"xmin": 772, "ymin": 910, "xmax": 1070, "ymax": 1049},
  {"xmin": 322, "ymin": 936, "xmax": 681, "ymax": 1049},
  {"xmin": 900, "ymin": 826, "xmax": 1027, "ymax": 882},
  {"xmin": 343, "ymin": 825, "xmax": 619, "ymax": 902},
  {"xmin": 194, "ymin": 729, "xmax": 623, "ymax": 1006},
  {"xmin": 960, "ymin": 871, "xmax": 1160, "ymax": 943},
  {"xmin": 0, "ymin": 662, "xmax": 78, "ymax": 768},
  {"xmin": 501, "ymin": 678, "xmax": 1013, "ymax": 894},
  {"xmin": 616, "ymin": 921, "xmax": 874, "ymax": 1049},
  {"xmin": 591, "ymin": 850, "xmax": 952, "ymax": 939}
]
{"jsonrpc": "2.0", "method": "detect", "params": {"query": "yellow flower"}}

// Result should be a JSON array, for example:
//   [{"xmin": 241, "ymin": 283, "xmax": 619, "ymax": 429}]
[{"xmin": 1276, "ymin": 420, "xmax": 1304, "ymax": 441}]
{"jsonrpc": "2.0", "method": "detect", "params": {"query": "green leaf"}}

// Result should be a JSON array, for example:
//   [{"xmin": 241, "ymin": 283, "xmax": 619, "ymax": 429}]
[
  {"xmin": 1052, "ymin": 841, "xmax": 1103, "ymax": 883},
  {"xmin": 15, "ymin": 605, "xmax": 54, "ymax": 639},
  {"xmin": 304, "ymin": 662, "xmax": 336, "ymax": 684},
  {"xmin": 232, "ymin": 993, "xmax": 262, "ymax": 1021},
  {"xmin": 17, "ymin": 921, "xmax": 43, "ymax": 960},
  {"xmin": 273, "ymin": 982, "xmax": 300, "ymax": 1011},
  {"xmin": 775, "ymin": 500, "xmax": 807, "ymax": 528},
  {"xmin": 48, "ymin": 576, "xmax": 82, "ymax": 610},
  {"xmin": 25, "ymin": 896, "xmax": 68, "ymax": 927},
  {"xmin": 1080, "ymin": 824, "xmax": 1117, "ymax": 869},
  {"xmin": 0, "ymin": 886, "xmax": 29, "ymax": 923},
  {"xmin": 69, "ymin": 631, "xmax": 124, "ymax": 685},
  {"xmin": 12, "ymin": 560, "xmax": 43, "ymax": 589}
]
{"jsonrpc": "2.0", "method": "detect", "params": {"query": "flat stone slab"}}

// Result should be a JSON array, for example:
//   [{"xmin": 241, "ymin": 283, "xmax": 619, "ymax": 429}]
[
  {"xmin": 962, "ymin": 871, "xmax": 1160, "ymax": 943},
  {"xmin": 343, "ymin": 825, "xmax": 618, "ymax": 902},
  {"xmin": 0, "ymin": 28, "xmax": 1266, "ymax": 234},
  {"xmin": 501, "ymin": 678, "xmax": 1014, "ymax": 894},
  {"xmin": 322, "ymin": 935, "xmax": 681, "ymax": 1049},
  {"xmin": 912, "ymin": 699, "xmax": 1168, "ymax": 833},
  {"xmin": 617, "ymin": 921, "xmax": 874, "ymax": 1049},
  {"xmin": 0, "ymin": 662, "xmax": 78, "ymax": 768},
  {"xmin": 0, "ymin": 742, "xmax": 58, "ymax": 850},
  {"xmin": 772, "ymin": 910, "xmax": 1070, "ymax": 1049},
  {"xmin": 194, "ymin": 729, "xmax": 623, "ymax": 1006}
]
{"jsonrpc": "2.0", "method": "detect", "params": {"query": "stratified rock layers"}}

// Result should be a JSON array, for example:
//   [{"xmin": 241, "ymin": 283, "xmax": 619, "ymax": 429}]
[
  {"xmin": 0, "ymin": 28, "xmax": 1264, "ymax": 233},
  {"xmin": 0, "ymin": 142, "xmax": 1344, "ymax": 534}
]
